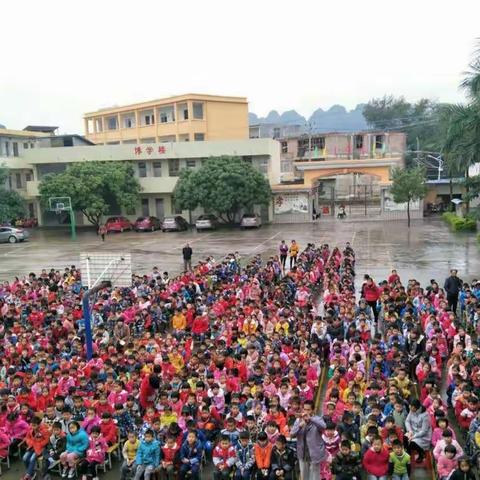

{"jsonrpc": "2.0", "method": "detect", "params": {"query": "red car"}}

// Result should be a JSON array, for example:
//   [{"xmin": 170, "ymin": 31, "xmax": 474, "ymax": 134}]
[
  {"xmin": 104, "ymin": 216, "xmax": 133, "ymax": 233},
  {"xmin": 134, "ymin": 216, "xmax": 161, "ymax": 232}
]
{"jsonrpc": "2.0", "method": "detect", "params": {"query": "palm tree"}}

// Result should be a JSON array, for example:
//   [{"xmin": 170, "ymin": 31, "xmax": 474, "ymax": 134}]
[{"xmin": 443, "ymin": 39, "xmax": 480, "ymax": 212}]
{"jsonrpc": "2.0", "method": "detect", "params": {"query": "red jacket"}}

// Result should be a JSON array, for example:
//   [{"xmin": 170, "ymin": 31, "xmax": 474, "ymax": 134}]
[
  {"xmin": 100, "ymin": 420, "xmax": 118, "ymax": 445},
  {"xmin": 362, "ymin": 447, "xmax": 389, "ymax": 476},
  {"xmin": 161, "ymin": 443, "xmax": 180, "ymax": 464},
  {"xmin": 192, "ymin": 316, "xmax": 209, "ymax": 335},
  {"xmin": 363, "ymin": 283, "xmax": 380, "ymax": 302},
  {"xmin": 25, "ymin": 424, "xmax": 51, "ymax": 455},
  {"xmin": 213, "ymin": 445, "xmax": 236, "ymax": 468}
]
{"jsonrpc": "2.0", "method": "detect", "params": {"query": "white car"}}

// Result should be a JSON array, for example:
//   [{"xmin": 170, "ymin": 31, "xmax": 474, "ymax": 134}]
[{"xmin": 240, "ymin": 213, "xmax": 262, "ymax": 228}]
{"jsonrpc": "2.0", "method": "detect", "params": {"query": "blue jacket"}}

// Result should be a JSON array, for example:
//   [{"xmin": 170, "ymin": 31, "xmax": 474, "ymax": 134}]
[
  {"xmin": 135, "ymin": 439, "xmax": 160, "ymax": 467},
  {"xmin": 179, "ymin": 440, "xmax": 203, "ymax": 465},
  {"xmin": 66, "ymin": 428, "xmax": 89, "ymax": 456}
]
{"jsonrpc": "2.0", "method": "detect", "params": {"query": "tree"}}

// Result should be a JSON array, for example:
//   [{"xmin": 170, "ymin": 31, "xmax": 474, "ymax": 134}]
[
  {"xmin": 443, "ymin": 40, "xmax": 480, "ymax": 212},
  {"xmin": 0, "ymin": 165, "xmax": 26, "ymax": 223},
  {"xmin": 390, "ymin": 167, "xmax": 427, "ymax": 228},
  {"xmin": 39, "ymin": 162, "xmax": 141, "ymax": 228},
  {"xmin": 173, "ymin": 156, "xmax": 272, "ymax": 223},
  {"xmin": 363, "ymin": 95, "xmax": 449, "ymax": 164}
]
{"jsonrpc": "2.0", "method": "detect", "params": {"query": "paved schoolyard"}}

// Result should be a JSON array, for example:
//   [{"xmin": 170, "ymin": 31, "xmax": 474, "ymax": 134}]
[{"xmin": 1, "ymin": 218, "xmax": 479, "ymax": 287}]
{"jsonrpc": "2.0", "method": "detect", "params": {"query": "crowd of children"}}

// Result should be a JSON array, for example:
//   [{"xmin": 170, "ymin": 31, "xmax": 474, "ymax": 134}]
[{"xmin": 0, "ymin": 241, "xmax": 478, "ymax": 480}]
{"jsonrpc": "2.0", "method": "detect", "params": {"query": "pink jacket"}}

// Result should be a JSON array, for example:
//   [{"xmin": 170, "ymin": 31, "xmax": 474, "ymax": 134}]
[
  {"xmin": 82, "ymin": 416, "xmax": 101, "ymax": 434},
  {"xmin": 437, "ymin": 454, "xmax": 457, "ymax": 478},
  {"xmin": 4, "ymin": 418, "xmax": 29, "ymax": 440},
  {"xmin": 86, "ymin": 436, "xmax": 108, "ymax": 464},
  {"xmin": 0, "ymin": 430, "xmax": 10, "ymax": 458}
]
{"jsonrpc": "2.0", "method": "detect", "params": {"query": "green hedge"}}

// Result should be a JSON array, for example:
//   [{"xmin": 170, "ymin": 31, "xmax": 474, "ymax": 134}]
[{"xmin": 442, "ymin": 212, "xmax": 477, "ymax": 231}]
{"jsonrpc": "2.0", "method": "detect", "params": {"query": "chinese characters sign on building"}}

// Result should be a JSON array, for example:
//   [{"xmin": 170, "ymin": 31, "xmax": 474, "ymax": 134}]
[
  {"xmin": 274, "ymin": 193, "xmax": 309, "ymax": 214},
  {"xmin": 134, "ymin": 145, "xmax": 167, "ymax": 156}
]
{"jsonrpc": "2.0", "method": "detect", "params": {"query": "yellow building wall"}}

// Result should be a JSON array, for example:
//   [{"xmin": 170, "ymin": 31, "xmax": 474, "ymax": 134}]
[{"xmin": 205, "ymin": 101, "xmax": 249, "ymax": 140}]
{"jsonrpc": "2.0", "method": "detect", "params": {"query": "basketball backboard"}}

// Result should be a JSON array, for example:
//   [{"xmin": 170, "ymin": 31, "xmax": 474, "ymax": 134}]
[
  {"xmin": 48, "ymin": 196, "xmax": 72, "ymax": 212},
  {"xmin": 80, "ymin": 252, "xmax": 132, "ymax": 289}
]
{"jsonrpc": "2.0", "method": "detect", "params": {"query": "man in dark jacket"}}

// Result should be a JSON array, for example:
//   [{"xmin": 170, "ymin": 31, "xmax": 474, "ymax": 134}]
[
  {"xmin": 183, "ymin": 244, "xmax": 193, "ymax": 272},
  {"xmin": 270, "ymin": 435, "xmax": 295, "ymax": 480},
  {"xmin": 444, "ymin": 269, "xmax": 463, "ymax": 313},
  {"xmin": 331, "ymin": 440, "xmax": 361, "ymax": 480}
]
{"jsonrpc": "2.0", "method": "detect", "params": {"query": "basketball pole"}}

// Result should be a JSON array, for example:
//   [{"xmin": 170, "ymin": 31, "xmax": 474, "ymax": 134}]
[{"xmin": 69, "ymin": 208, "xmax": 76, "ymax": 241}]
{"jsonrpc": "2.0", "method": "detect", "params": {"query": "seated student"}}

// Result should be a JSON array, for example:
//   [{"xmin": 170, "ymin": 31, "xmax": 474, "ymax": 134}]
[
  {"xmin": 41, "ymin": 421, "xmax": 66, "ymax": 480},
  {"xmin": 179, "ymin": 430, "xmax": 203, "ymax": 480},
  {"xmin": 23, "ymin": 416, "xmax": 51, "ymax": 480},
  {"xmin": 60, "ymin": 421, "xmax": 90, "ymax": 479},
  {"xmin": 234, "ymin": 431, "xmax": 255, "ymax": 480},
  {"xmin": 388, "ymin": 439, "xmax": 411, "ymax": 480},
  {"xmin": 134, "ymin": 429, "xmax": 160, "ymax": 480},
  {"xmin": 362, "ymin": 436, "xmax": 390, "ymax": 480},
  {"xmin": 433, "ymin": 429, "xmax": 463, "ymax": 460},
  {"xmin": 449, "ymin": 457, "xmax": 476, "ymax": 480},
  {"xmin": 213, "ymin": 434, "xmax": 236, "ymax": 480},
  {"xmin": 322, "ymin": 421, "xmax": 340, "ymax": 457},
  {"xmin": 270, "ymin": 434, "xmax": 296, "ymax": 480},
  {"xmin": 79, "ymin": 425, "xmax": 108, "ymax": 480},
  {"xmin": 331, "ymin": 439, "xmax": 361, "ymax": 480},
  {"xmin": 99, "ymin": 412, "xmax": 118, "ymax": 446},
  {"xmin": 0, "ymin": 428, "xmax": 11, "ymax": 463},
  {"xmin": 254, "ymin": 432, "xmax": 272, "ymax": 480},
  {"xmin": 437, "ymin": 445, "xmax": 458, "ymax": 480},
  {"xmin": 159, "ymin": 435, "xmax": 180, "ymax": 480},
  {"xmin": 120, "ymin": 431, "xmax": 140, "ymax": 480}
]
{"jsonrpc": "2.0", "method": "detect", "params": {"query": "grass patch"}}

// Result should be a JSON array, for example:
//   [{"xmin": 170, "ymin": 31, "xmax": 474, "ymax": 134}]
[{"xmin": 442, "ymin": 212, "xmax": 477, "ymax": 231}]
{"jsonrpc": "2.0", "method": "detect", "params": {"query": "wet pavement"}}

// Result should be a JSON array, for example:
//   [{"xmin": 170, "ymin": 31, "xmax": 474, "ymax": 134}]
[{"xmin": 1, "ymin": 218, "xmax": 479, "ymax": 287}]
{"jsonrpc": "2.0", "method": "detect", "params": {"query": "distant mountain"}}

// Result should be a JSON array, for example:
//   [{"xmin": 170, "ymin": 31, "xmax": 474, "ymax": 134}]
[{"xmin": 250, "ymin": 104, "xmax": 368, "ymax": 132}]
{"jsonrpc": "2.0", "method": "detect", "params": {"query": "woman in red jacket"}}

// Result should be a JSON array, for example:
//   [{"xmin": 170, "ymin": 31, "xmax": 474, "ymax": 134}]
[{"xmin": 363, "ymin": 436, "xmax": 390, "ymax": 480}]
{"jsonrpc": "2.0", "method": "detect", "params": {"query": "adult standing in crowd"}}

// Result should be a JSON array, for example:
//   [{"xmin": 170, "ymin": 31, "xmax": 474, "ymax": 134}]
[
  {"xmin": 444, "ymin": 269, "xmax": 462, "ymax": 313},
  {"xmin": 290, "ymin": 400, "xmax": 327, "ymax": 480},
  {"xmin": 289, "ymin": 240, "xmax": 299, "ymax": 269},
  {"xmin": 362, "ymin": 275, "xmax": 381, "ymax": 323},
  {"xmin": 182, "ymin": 243, "xmax": 193, "ymax": 272},
  {"xmin": 279, "ymin": 240, "xmax": 288, "ymax": 270}
]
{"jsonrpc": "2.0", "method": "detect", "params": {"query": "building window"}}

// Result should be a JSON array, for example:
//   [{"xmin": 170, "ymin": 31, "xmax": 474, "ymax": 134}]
[
  {"xmin": 144, "ymin": 114, "xmax": 155, "ymax": 125},
  {"xmin": 153, "ymin": 161, "xmax": 162, "ymax": 177},
  {"xmin": 26, "ymin": 172, "xmax": 32, "ymax": 182},
  {"xmin": 16, "ymin": 173, "xmax": 22, "ymax": 189},
  {"xmin": 193, "ymin": 102, "xmax": 204, "ymax": 119},
  {"xmin": 174, "ymin": 203, "xmax": 183, "ymax": 215},
  {"xmin": 107, "ymin": 117, "xmax": 118, "ymax": 130},
  {"xmin": 124, "ymin": 117, "xmax": 134, "ymax": 128},
  {"xmin": 5, "ymin": 142, "xmax": 9, "ymax": 156},
  {"xmin": 30, "ymin": 143, "xmax": 34, "ymax": 149},
  {"xmin": 281, "ymin": 141, "xmax": 288, "ymax": 154},
  {"xmin": 273, "ymin": 127, "xmax": 281, "ymax": 139},
  {"xmin": 23, "ymin": 142, "xmax": 29, "ymax": 149},
  {"xmin": 141, "ymin": 198, "xmax": 150, "ymax": 217},
  {"xmin": 243, "ymin": 156, "xmax": 253, "ymax": 165},
  {"xmin": 13, "ymin": 142, "xmax": 19, "ymax": 157},
  {"xmin": 310, "ymin": 137, "xmax": 325, "ymax": 150},
  {"xmin": 354, "ymin": 135, "xmax": 363, "ymax": 149},
  {"xmin": 194, "ymin": 133, "xmax": 205, "ymax": 141},
  {"xmin": 169, "ymin": 159, "xmax": 180, "ymax": 176},
  {"xmin": 138, "ymin": 162, "xmax": 147, "ymax": 178},
  {"xmin": 258, "ymin": 158, "xmax": 269, "ymax": 175},
  {"xmin": 186, "ymin": 159, "xmax": 196, "ymax": 169},
  {"xmin": 375, "ymin": 135, "xmax": 384, "ymax": 150},
  {"xmin": 281, "ymin": 159, "xmax": 293, "ymax": 173}
]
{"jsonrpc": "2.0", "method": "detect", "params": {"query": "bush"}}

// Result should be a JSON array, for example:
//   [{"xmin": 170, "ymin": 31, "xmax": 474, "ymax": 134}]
[{"xmin": 442, "ymin": 212, "xmax": 477, "ymax": 231}]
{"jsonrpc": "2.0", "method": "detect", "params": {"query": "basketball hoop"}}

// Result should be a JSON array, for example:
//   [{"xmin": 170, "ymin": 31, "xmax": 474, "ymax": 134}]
[{"xmin": 55, "ymin": 208, "xmax": 63, "ymax": 216}]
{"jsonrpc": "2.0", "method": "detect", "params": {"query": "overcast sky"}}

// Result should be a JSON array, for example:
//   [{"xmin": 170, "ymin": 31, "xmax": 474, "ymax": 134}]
[{"xmin": 1, "ymin": 0, "xmax": 479, "ymax": 133}]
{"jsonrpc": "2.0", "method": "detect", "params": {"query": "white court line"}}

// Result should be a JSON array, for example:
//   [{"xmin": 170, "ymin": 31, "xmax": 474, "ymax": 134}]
[
  {"xmin": 248, "ymin": 231, "xmax": 282, "ymax": 255},
  {"xmin": 351, "ymin": 230, "xmax": 356, "ymax": 247}
]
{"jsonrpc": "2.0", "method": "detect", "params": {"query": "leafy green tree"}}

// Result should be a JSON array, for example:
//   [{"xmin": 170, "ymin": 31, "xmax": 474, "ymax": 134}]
[
  {"xmin": 363, "ymin": 95, "xmax": 449, "ymax": 163},
  {"xmin": 443, "ymin": 41, "xmax": 480, "ymax": 212},
  {"xmin": 173, "ymin": 156, "xmax": 271, "ymax": 223},
  {"xmin": 0, "ymin": 165, "xmax": 26, "ymax": 223},
  {"xmin": 390, "ymin": 166, "xmax": 427, "ymax": 228},
  {"xmin": 39, "ymin": 161, "xmax": 141, "ymax": 227}
]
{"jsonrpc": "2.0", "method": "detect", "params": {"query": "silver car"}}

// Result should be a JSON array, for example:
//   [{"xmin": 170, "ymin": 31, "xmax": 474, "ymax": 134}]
[
  {"xmin": 240, "ymin": 213, "xmax": 262, "ymax": 228},
  {"xmin": 195, "ymin": 214, "xmax": 219, "ymax": 230},
  {"xmin": 0, "ymin": 226, "xmax": 29, "ymax": 243}
]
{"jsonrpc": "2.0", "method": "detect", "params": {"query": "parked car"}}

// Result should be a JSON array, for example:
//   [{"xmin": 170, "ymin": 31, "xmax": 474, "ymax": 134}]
[
  {"xmin": 240, "ymin": 213, "xmax": 262, "ymax": 228},
  {"xmin": 104, "ymin": 216, "xmax": 133, "ymax": 233},
  {"xmin": 15, "ymin": 218, "xmax": 38, "ymax": 228},
  {"xmin": 0, "ymin": 226, "xmax": 29, "ymax": 243},
  {"xmin": 161, "ymin": 216, "xmax": 189, "ymax": 232},
  {"xmin": 134, "ymin": 216, "xmax": 162, "ymax": 232},
  {"xmin": 195, "ymin": 214, "xmax": 219, "ymax": 231}
]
